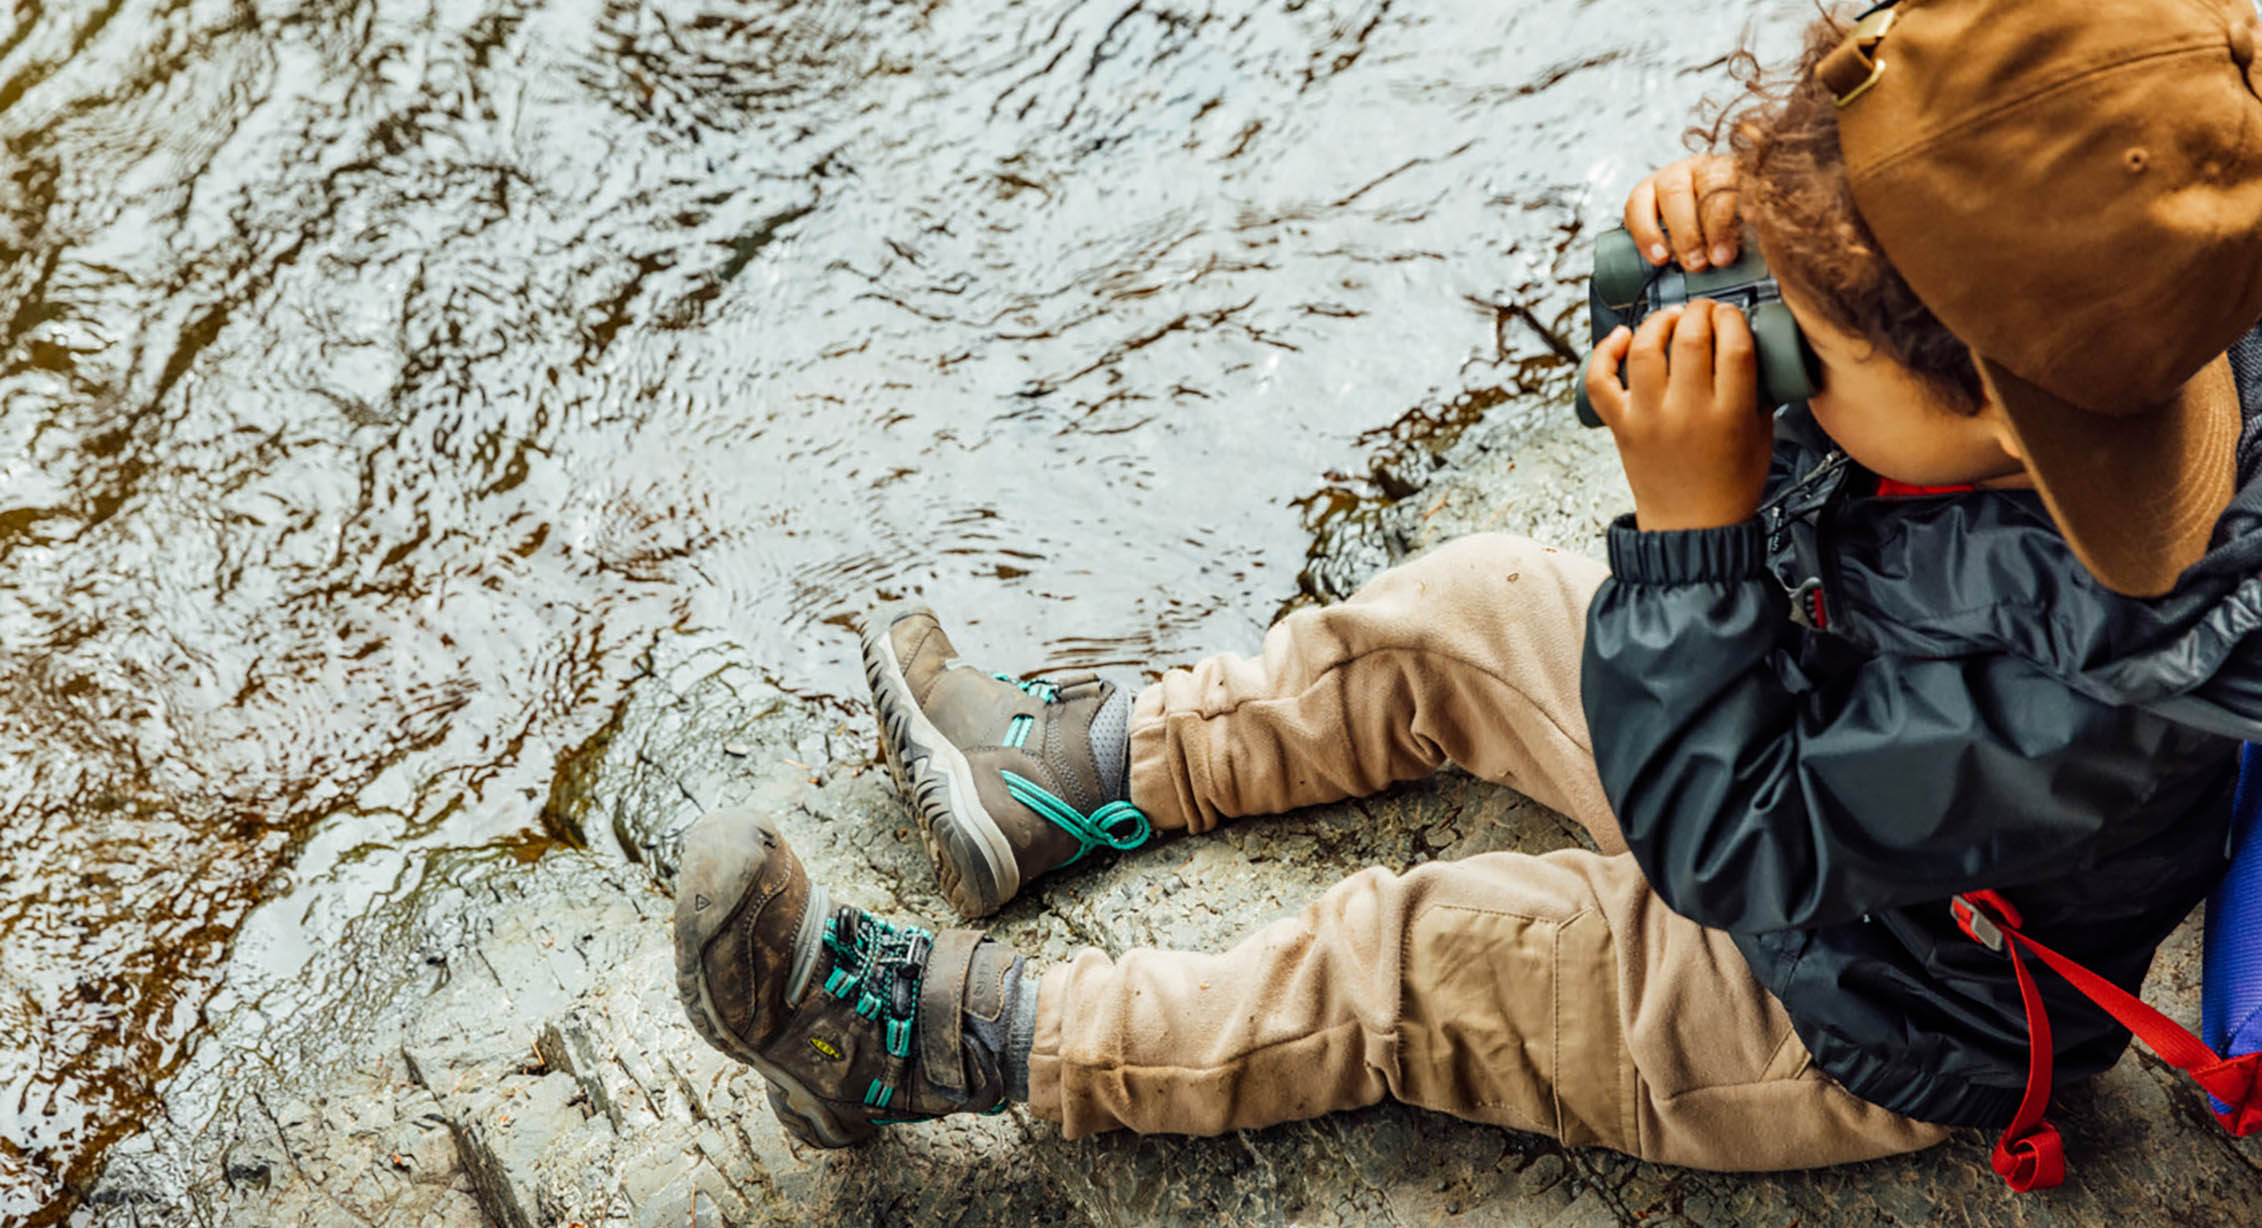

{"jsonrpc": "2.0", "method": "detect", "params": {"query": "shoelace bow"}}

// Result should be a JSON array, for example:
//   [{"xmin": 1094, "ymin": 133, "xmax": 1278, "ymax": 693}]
[{"xmin": 991, "ymin": 672, "xmax": 1152, "ymax": 863}]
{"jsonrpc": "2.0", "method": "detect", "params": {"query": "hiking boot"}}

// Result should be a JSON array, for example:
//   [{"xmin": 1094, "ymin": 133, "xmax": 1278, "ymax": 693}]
[
  {"xmin": 672, "ymin": 807, "xmax": 1032, "ymax": 1147},
  {"xmin": 860, "ymin": 603, "xmax": 1152, "ymax": 918}
]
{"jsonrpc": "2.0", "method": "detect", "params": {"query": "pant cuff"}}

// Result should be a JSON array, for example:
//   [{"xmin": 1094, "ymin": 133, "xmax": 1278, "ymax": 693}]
[
  {"xmin": 1127, "ymin": 682, "xmax": 1198, "ymax": 833},
  {"xmin": 1024, "ymin": 962, "xmax": 1071, "ymax": 1126}
]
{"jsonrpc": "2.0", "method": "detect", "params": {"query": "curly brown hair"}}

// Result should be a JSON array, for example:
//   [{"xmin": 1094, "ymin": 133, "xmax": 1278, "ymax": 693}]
[{"xmin": 1697, "ymin": 10, "xmax": 1986, "ymax": 414}]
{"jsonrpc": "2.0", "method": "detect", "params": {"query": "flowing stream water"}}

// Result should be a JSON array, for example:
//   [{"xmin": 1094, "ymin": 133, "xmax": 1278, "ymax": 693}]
[{"xmin": 0, "ymin": 0, "xmax": 1803, "ymax": 1217}]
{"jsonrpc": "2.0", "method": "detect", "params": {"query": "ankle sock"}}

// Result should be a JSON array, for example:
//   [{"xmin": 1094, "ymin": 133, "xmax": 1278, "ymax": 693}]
[
  {"xmin": 1090, "ymin": 682, "xmax": 1132, "ymax": 801},
  {"xmin": 1005, "ymin": 966, "xmax": 1040, "ymax": 1103}
]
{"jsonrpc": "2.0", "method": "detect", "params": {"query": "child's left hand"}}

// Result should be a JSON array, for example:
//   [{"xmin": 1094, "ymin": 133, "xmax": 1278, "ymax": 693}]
[{"xmin": 1583, "ymin": 299, "xmax": 1772, "ymax": 532}]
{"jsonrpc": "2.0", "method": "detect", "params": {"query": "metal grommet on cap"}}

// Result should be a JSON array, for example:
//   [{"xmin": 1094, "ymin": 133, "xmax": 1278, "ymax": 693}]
[{"xmin": 1820, "ymin": 7, "xmax": 1898, "ymax": 108}]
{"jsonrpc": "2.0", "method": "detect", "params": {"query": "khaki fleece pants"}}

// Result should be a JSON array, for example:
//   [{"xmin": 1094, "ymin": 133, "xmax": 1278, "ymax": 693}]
[{"xmin": 1023, "ymin": 534, "xmax": 1951, "ymax": 1170}]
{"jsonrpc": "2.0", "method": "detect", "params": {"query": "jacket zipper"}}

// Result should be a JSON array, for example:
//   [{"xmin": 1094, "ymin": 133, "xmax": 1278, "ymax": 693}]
[{"xmin": 1762, "ymin": 450, "xmax": 1850, "ymax": 629}]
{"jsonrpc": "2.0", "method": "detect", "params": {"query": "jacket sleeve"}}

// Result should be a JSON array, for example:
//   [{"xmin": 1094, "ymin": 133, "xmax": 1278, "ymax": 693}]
[{"xmin": 1583, "ymin": 516, "xmax": 2172, "ymax": 932}]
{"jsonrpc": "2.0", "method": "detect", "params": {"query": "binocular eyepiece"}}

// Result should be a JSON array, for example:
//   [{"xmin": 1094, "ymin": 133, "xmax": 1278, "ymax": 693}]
[{"xmin": 1572, "ymin": 227, "xmax": 1819, "ymax": 427}]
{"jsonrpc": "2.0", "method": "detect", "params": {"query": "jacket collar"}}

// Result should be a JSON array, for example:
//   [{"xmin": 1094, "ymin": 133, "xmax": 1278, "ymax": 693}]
[{"xmin": 1779, "ymin": 323, "xmax": 2262, "ymax": 737}]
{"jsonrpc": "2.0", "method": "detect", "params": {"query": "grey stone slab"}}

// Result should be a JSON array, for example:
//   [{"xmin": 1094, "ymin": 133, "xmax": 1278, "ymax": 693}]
[{"xmin": 79, "ymin": 409, "xmax": 2260, "ymax": 1226}]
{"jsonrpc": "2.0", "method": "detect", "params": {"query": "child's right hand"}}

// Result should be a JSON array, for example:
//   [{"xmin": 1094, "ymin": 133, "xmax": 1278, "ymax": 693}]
[
  {"xmin": 1583, "ymin": 299, "xmax": 1771, "ymax": 532},
  {"xmin": 1624, "ymin": 154, "xmax": 1741, "ymax": 272}
]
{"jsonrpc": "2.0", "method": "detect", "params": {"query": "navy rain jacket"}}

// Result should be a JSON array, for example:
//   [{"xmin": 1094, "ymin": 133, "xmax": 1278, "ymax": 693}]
[{"xmin": 1580, "ymin": 327, "xmax": 2262, "ymax": 1127}]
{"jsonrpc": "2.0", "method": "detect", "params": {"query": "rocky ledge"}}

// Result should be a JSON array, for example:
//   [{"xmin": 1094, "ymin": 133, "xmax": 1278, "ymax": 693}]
[{"xmin": 82, "ymin": 412, "xmax": 2262, "ymax": 1226}]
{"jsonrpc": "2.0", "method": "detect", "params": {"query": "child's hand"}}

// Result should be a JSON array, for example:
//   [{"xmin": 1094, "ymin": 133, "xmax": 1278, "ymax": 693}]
[
  {"xmin": 1584, "ymin": 300, "xmax": 1771, "ymax": 532},
  {"xmin": 1624, "ymin": 154, "xmax": 1741, "ymax": 272}
]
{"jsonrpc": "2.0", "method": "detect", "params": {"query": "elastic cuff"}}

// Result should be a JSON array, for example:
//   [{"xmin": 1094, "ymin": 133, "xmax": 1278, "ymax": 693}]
[{"xmin": 1604, "ymin": 514, "xmax": 1769, "ymax": 584}]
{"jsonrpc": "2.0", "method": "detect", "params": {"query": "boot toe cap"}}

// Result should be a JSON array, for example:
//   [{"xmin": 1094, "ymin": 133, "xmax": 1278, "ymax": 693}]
[{"xmin": 673, "ymin": 807, "xmax": 791, "ymax": 952}]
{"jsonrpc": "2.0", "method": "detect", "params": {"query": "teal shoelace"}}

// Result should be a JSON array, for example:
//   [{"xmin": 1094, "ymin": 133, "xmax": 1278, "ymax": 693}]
[
  {"xmin": 820, "ymin": 908, "xmax": 931, "ymax": 1069},
  {"xmin": 1001, "ymin": 770, "xmax": 1150, "ymax": 864},
  {"xmin": 987, "ymin": 669, "xmax": 1152, "ymax": 862},
  {"xmin": 991, "ymin": 671, "xmax": 1060, "ymax": 703},
  {"xmin": 822, "ymin": 907, "xmax": 1009, "ymax": 1124}
]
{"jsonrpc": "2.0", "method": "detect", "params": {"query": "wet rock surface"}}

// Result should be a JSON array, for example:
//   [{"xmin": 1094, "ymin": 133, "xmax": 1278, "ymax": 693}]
[
  {"xmin": 14, "ymin": 1, "xmax": 1762, "ymax": 1208},
  {"xmin": 79, "ymin": 409, "xmax": 2262, "ymax": 1225}
]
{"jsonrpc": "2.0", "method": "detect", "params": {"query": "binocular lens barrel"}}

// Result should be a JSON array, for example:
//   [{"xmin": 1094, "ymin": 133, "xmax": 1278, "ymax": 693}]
[
  {"xmin": 1570, "ymin": 226, "xmax": 1817, "ymax": 426},
  {"xmin": 1591, "ymin": 229, "xmax": 1653, "ymax": 311}
]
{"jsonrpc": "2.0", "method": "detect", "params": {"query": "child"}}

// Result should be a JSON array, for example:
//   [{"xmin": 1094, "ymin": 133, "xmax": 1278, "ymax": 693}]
[{"xmin": 670, "ymin": 0, "xmax": 2262, "ymax": 1169}]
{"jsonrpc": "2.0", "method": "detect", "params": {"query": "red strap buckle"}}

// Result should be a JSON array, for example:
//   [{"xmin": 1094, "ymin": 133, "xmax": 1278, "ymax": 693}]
[{"xmin": 1952, "ymin": 889, "xmax": 2020, "ymax": 951}]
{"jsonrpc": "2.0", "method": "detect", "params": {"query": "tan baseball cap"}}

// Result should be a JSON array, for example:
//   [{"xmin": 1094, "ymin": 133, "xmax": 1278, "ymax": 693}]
[{"xmin": 1819, "ymin": 0, "xmax": 2262, "ymax": 596}]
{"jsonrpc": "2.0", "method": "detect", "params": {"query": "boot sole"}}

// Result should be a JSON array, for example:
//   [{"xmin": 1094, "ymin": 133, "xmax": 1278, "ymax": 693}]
[
  {"xmin": 671, "ymin": 807, "xmax": 876, "ymax": 1149},
  {"xmin": 860, "ymin": 603, "xmax": 1019, "ymax": 918}
]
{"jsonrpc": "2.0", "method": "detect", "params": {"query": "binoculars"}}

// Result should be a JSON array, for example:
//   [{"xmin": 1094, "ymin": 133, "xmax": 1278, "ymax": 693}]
[{"xmin": 1572, "ymin": 227, "xmax": 1819, "ymax": 427}]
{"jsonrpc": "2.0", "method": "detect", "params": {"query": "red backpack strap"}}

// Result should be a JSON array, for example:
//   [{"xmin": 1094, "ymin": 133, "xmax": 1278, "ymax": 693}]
[
  {"xmin": 1953, "ymin": 890, "xmax": 2262, "ymax": 1192},
  {"xmin": 1951, "ymin": 891, "xmax": 2065, "ymax": 1190}
]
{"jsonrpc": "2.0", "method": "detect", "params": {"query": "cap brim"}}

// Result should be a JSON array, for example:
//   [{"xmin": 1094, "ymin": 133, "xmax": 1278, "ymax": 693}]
[{"xmin": 1979, "ymin": 355, "xmax": 2239, "ymax": 598}]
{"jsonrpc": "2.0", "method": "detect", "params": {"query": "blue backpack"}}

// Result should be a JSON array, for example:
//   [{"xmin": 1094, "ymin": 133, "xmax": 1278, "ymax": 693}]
[{"xmin": 1949, "ymin": 743, "xmax": 2262, "ymax": 1190}]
